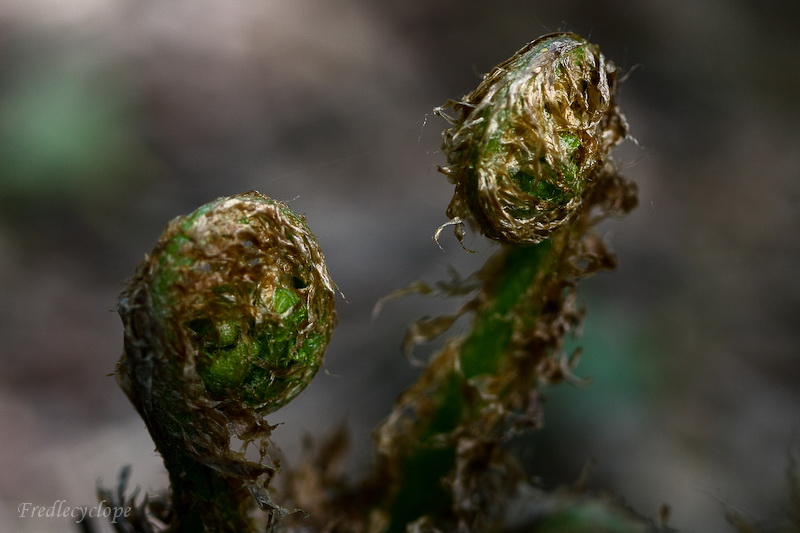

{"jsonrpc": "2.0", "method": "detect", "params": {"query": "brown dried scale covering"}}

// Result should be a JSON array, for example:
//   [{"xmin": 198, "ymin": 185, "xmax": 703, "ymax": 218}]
[{"xmin": 436, "ymin": 32, "xmax": 631, "ymax": 245}]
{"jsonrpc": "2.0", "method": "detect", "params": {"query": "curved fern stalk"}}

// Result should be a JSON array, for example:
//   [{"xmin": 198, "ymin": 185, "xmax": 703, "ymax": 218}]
[{"xmin": 370, "ymin": 33, "xmax": 638, "ymax": 532}]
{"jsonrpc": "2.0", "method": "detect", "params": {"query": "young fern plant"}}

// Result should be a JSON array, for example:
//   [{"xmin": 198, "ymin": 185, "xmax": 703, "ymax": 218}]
[
  {"xmin": 108, "ymin": 32, "xmax": 645, "ymax": 533},
  {"xmin": 114, "ymin": 191, "xmax": 336, "ymax": 532},
  {"xmin": 360, "ymin": 32, "xmax": 640, "ymax": 532}
]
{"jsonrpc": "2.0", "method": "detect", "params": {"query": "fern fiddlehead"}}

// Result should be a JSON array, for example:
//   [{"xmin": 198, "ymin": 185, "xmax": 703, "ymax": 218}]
[
  {"xmin": 437, "ymin": 32, "xmax": 633, "ymax": 246},
  {"xmin": 369, "ymin": 32, "xmax": 639, "ymax": 532},
  {"xmin": 109, "ymin": 31, "xmax": 644, "ymax": 533},
  {"xmin": 116, "ymin": 191, "xmax": 336, "ymax": 531}
]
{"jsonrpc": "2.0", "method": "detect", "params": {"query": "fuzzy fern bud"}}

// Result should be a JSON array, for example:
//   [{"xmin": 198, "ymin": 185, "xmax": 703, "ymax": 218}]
[
  {"xmin": 115, "ymin": 191, "xmax": 336, "ymax": 531},
  {"xmin": 437, "ymin": 32, "xmax": 629, "ymax": 245}
]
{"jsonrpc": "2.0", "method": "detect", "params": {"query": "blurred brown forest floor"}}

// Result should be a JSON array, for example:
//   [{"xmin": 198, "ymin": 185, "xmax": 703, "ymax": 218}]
[{"xmin": 1, "ymin": 1, "xmax": 798, "ymax": 532}]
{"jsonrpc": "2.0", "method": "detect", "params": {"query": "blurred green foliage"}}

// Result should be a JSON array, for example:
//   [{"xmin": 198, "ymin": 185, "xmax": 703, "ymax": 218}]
[{"xmin": 0, "ymin": 39, "xmax": 147, "ymax": 204}]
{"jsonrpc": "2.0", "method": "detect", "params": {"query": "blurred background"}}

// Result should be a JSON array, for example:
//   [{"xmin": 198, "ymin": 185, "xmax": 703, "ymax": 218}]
[{"xmin": 1, "ymin": 0, "xmax": 798, "ymax": 531}]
